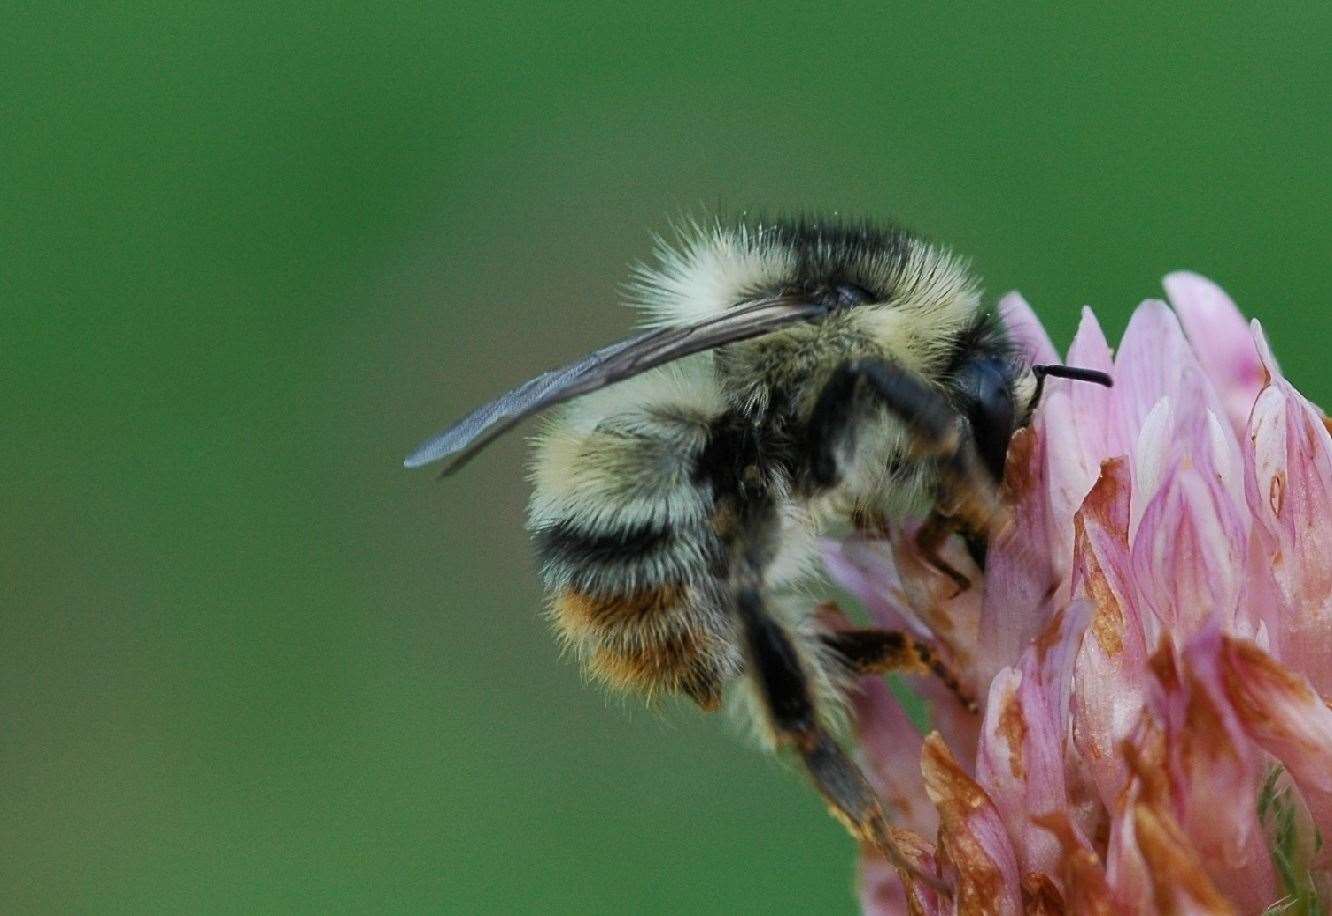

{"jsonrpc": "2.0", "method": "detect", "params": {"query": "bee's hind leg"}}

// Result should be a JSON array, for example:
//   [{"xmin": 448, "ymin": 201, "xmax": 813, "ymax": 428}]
[
  {"xmin": 715, "ymin": 470, "xmax": 944, "ymax": 888},
  {"xmin": 820, "ymin": 627, "xmax": 977, "ymax": 714},
  {"xmin": 731, "ymin": 584, "xmax": 929, "ymax": 881}
]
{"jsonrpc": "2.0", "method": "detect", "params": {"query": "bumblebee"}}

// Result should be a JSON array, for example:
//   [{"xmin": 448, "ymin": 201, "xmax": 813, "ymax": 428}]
[{"xmin": 405, "ymin": 218, "xmax": 1108, "ymax": 868}]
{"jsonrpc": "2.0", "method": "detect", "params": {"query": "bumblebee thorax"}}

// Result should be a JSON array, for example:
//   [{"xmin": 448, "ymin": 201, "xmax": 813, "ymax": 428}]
[{"xmin": 713, "ymin": 312, "xmax": 885, "ymax": 414}]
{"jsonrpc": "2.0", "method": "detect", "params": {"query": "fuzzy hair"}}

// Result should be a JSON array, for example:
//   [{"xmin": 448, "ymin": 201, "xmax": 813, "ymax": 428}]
[{"xmin": 525, "ymin": 215, "xmax": 1005, "ymax": 725}]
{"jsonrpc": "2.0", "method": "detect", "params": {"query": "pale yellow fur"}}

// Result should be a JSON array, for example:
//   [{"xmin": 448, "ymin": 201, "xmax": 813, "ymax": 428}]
[
  {"xmin": 629, "ymin": 220, "xmax": 980, "ymax": 378},
  {"xmin": 527, "ymin": 355, "xmax": 723, "ymax": 533}
]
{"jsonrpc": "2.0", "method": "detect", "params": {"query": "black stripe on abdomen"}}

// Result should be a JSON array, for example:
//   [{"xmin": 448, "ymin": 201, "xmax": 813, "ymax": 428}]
[{"xmin": 534, "ymin": 518, "xmax": 719, "ymax": 596}]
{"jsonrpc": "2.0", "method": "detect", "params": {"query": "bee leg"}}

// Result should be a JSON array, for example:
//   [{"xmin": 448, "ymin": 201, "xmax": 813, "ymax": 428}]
[
  {"xmin": 962, "ymin": 531, "xmax": 988, "ymax": 570},
  {"xmin": 804, "ymin": 358, "xmax": 1003, "ymax": 537},
  {"xmin": 821, "ymin": 628, "xmax": 978, "ymax": 714},
  {"xmin": 731, "ymin": 583, "xmax": 932, "ymax": 884},
  {"xmin": 716, "ymin": 491, "xmax": 941, "ymax": 887},
  {"xmin": 914, "ymin": 511, "xmax": 971, "ymax": 595}
]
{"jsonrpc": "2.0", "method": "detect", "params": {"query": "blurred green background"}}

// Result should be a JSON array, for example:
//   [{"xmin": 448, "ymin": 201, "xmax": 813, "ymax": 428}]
[{"xmin": 5, "ymin": 4, "xmax": 1328, "ymax": 912}]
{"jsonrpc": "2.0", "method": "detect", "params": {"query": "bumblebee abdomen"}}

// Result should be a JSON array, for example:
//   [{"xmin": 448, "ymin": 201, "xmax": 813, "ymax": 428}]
[
  {"xmin": 527, "ymin": 359, "xmax": 741, "ymax": 707},
  {"xmin": 548, "ymin": 583, "xmax": 736, "ymax": 709}
]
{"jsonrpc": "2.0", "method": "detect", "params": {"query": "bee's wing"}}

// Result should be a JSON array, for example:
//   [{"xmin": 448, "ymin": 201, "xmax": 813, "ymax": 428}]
[{"xmin": 404, "ymin": 296, "xmax": 826, "ymax": 476}]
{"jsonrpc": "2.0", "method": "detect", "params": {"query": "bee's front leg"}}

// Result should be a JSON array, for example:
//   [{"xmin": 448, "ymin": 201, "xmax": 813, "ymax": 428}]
[
  {"xmin": 803, "ymin": 358, "xmax": 1005, "ymax": 588},
  {"xmin": 913, "ymin": 511, "xmax": 972, "ymax": 596}
]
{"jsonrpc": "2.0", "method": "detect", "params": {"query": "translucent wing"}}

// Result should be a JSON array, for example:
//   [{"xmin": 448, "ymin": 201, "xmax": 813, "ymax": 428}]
[{"xmin": 404, "ymin": 296, "xmax": 826, "ymax": 476}]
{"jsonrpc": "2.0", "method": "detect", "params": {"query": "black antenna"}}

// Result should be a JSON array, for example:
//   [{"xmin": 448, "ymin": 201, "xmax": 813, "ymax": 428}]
[{"xmin": 1030, "ymin": 363, "xmax": 1114, "ymax": 408}]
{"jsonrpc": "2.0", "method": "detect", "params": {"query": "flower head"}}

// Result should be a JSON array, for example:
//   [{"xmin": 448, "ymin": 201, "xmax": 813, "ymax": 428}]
[{"xmin": 826, "ymin": 274, "xmax": 1332, "ymax": 914}]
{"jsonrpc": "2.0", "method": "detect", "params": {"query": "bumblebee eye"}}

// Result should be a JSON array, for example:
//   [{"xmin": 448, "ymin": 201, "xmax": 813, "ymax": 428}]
[
  {"xmin": 805, "ymin": 281, "xmax": 874, "ymax": 310},
  {"xmin": 953, "ymin": 356, "xmax": 1017, "ymax": 482},
  {"xmin": 834, "ymin": 282, "xmax": 875, "ymax": 307}
]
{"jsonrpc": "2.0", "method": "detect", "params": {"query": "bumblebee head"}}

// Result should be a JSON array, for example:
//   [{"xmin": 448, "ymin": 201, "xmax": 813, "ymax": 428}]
[{"xmin": 954, "ymin": 357, "xmax": 1112, "ymax": 482}]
